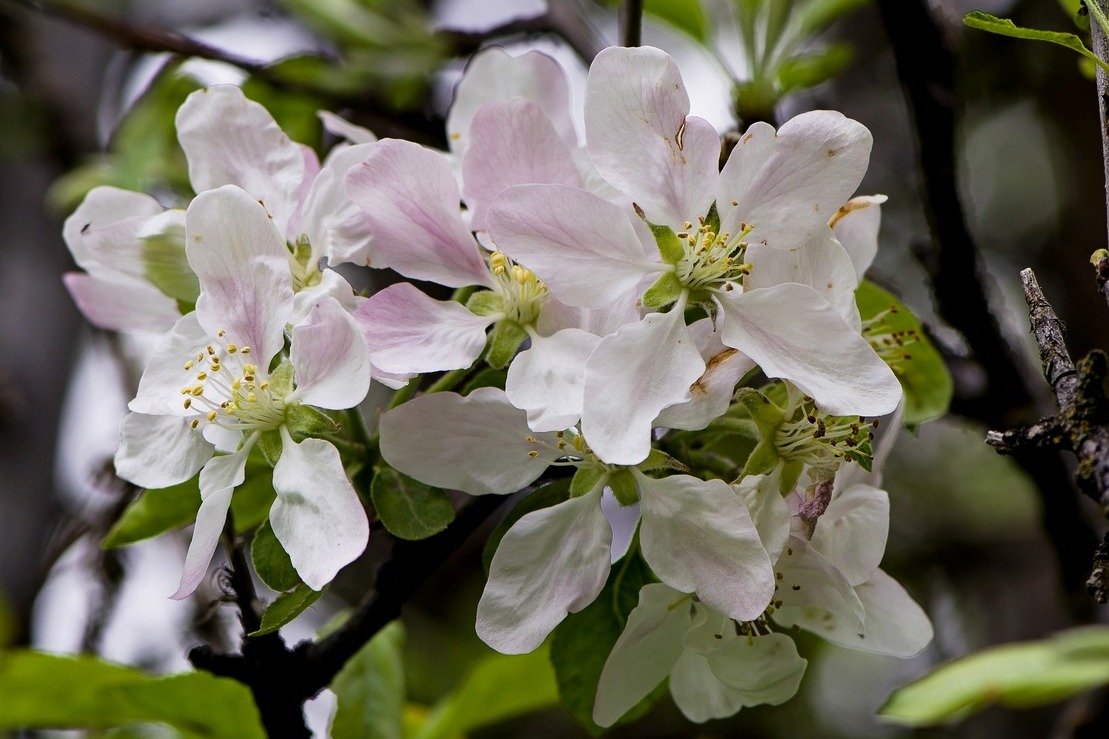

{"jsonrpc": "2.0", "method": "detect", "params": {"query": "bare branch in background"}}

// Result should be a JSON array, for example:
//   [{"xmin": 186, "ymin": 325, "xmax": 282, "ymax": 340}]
[{"xmin": 619, "ymin": 0, "xmax": 643, "ymax": 48}]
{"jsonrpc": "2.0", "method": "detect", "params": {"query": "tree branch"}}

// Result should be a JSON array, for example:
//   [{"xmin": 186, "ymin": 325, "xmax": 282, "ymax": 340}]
[
  {"xmin": 619, "ymin": 0, "xmax": 644, "ymax": 48},
  {"xmin": 1090, "ymin": 1, "xmax": 1109, "ymax": 243}
]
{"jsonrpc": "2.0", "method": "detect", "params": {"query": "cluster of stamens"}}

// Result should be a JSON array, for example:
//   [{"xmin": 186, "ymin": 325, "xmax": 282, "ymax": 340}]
[
  {"xmin": 674, "ymin": 217, "xmax": 753, "ymax": 293},
  {"xmin": 862, "ymin": 305, "xmax": 921, "ymax": 373},
  {"xmin": 774, "ymin": 396, "xmax": 876, "ymax": 470},
  {"xmin": 490, "ymin": 251, "xmax": 548, "ymax": 326},
  {"xmin": 179, "ymin": 330, "xmax": 286, "ymax": 432},
  {"xmin": 524, "ymin": 427, "xmax": 592, "ymax": 465},
  {"xmin": 289, "ymin": 236, "xmax": 322, "ymax": 292}
]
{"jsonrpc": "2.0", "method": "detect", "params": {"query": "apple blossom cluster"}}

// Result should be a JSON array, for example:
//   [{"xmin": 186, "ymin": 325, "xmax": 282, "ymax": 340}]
[{"xmin": 62, "ymin": 44, "xmax": 933, "ymax": 725}]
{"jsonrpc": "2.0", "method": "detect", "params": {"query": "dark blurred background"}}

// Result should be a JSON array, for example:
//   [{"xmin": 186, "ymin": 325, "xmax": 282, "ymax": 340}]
[{"xmin": 1, "ymin": 0, "xmax": 1107, "ymax": 736}]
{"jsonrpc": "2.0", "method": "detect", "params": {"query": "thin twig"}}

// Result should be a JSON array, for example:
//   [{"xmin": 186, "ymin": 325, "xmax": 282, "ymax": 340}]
[
  {"xmin": 1091, "ymin": 1, "xmax": 1109, "ymax": 243},
  {"xmin": 619, "ymin": 0, "xmax": 644, "ymax": 48}
]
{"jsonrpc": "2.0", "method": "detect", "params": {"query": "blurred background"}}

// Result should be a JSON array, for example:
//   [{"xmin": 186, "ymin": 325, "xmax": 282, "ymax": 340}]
[{"xmin": 1, "ymin": 0, "xmax": 1108, "ymax": 736}]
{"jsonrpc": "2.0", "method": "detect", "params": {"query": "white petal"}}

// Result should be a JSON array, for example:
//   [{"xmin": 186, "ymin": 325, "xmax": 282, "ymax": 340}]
[
  {"xmin": 352, "ymin": 283, "xmax": 491, "ymax": 375},
  {"xmin": 171, "ymin": 443, "xmax": 251, "ymax": 599},
  {"xmin": 176, "ymin": 85, "xmax": 306, "ymax": 236},
  {"xmin": 487, "ymin": 184, "xmax": 660, "ymax": 310},
  {"xmin": 831, "ymin": 194, "xmax": 886, "ymax": 279},
  {"xmin": 447, "ymin": 47, "xmax": 575, "ymax": 155},
  {"xmin": 600, "ymin": 488, "xmax": 640, "ymax": 563},
  {"xmin": 62, "ymin": 186, "xmax": 164, "ymax": 273},
  {"xmin": 772, "ymin": 535, "xmax": 866, "ymax": 638},
  {"xmin": 505, "ymin": 328, "xmax": 600, "ymax": 433},
  {"xmin": 536, "ymin": 295, "xmax": 641, "ymax": 338},
  {"xmin": 271, "ymin": 430, "xmax": 370, "ymax": 590},
  {"xmin": 114, "ymin": 412, "xmax": 214, "ymax": 489},
  {"xmin": 718, "ymin": 111, "xmax": 872, "ymax": 249},
  {"xmin": 477, "ymin": 487, "xmax": 610, "ymax": 654},
  {"xmin": 129, "ymin": 313, "xmax": 212, "ymax": 416},
  {"xmin": 585, "ymin": 46, "xmax": 719, "ymax": 228},
  {"xmin": 581, "ymin": 310, "xmax": 705, "ymax": 465},
  {"xmin": 810, "ymin": 484, "xmax": 889, "ymax": 587},
  {"xmin": 186, "ymin": 185, "xmax": 294, "ymax": 363},
  {"xmin": 637, "ymin": 473, "xmax": 774, "ymax": 621},
  {"xmin": 744, "ymin": 234, "xmax": 861, "ymax": 330},
  {"xmin": 850, "ymin": 569, "xmax": 933, "ymax": 657},
  {"xmin": 593, "ymin": 583, "xmax": 693, "ymax": 727},
  {"xmin": 345, "ymin": 139, "xmax": 492, "ymax": 287},
  {"xmin": 63, "ymin": 272, "xmax": 180, "ymax": 334},
  {"xmin": 318, "ymin": 111, "xmax": 377, "ymax": 145},
  {"xmin": 290, "ymin": 268, "xmax": 359, "ymax": 326},
  {"xmin": 717, "ymin": 283, "xmax": 901, "ymax": 417},
  {"xmin": 289, "ymin": 296, "xmax": 371, "ymax": 410},
  {"xmin": 654, "ymin": 318, "xmax": 756, "ymax": 431},
  {"xmin": 299, "ymin": 142, "xmax": 376, "ymax": 265},
  {"xmin": 378, "ymin": 388, "xmax": 559, "ymax": 495},
  {"xmin": 706, "ymin": 632, "xmax": 807, "ymax": 706},
  {"xmin": 669, "ymin": 649, "xmax": 748, "ymax": 723},
  {"xmin": 462, "ymin": 98, "xmax": 581, "ymax": 231},
  {"xmin": 733, "ymin": 475, "xmax": 791, "ymax": 562}
]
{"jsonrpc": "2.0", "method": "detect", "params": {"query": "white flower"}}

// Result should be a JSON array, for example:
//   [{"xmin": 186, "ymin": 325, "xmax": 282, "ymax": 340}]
[{"xmin": 115, "ymin": 185, "xmax": 370, "ymax": 598}]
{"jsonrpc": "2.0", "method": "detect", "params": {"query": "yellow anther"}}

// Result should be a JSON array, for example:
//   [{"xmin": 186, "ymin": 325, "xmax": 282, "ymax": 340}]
[
  {"xmin": 226, "ymin": 344, "xmax": 238, "ymax": 354},
  {"xmin": 183, "ymin": 398, "xmax": 192, "ymax": 409},
  {"xmin": 240, "ymin": 346, "xmax": 251, "ymax": 355},
  {"xmin": 527, "ymin": 450, "xmax": 540, "ymax": 458},
  {"xmin": 184, "ymin": 360, "xmax": 194, "ymax": 371},
  {"xmin": 207, "ymin": 411, "xmax": 217, "ymax": 422},
  {"xmin": 196, "ymin": 372, "xmax": 207, "ymax": 381},
  {"xmin": 259, "ymin": 380, "xmax": 269, "ymax": 389},
  {"xmin": 526, "ymin": 436, "xmax": 538, "ymax": 444},
  {"xmin": 232, "ymin": 379, "xmax": 241, "ymax": 391},
  {"xmin": 217, "ymin": 329, "xmax": 226, "ymax": 337},
  {"xmin": 245, "ymin": 364, "xmax": 257, "ymax": 374},
  {"xmin": 190, "ymin": 386, "xmax": 204, "ymax": 397},
  {"xmin": 210, "ymin": 364, "xmax": 221, "ymax": 373},
  {"xmin": 490, "ymin": 251, "xmax": 509, "ymax": 275},
  {"xmin": 247, "ymin": 393, "xmax": 258, "ymax": 403},
  {"xmin": 206, "ymin": 345, "xmax": 215, "ymax": 355},
  {"xmin": 244, "ymin": 375, "xmax": 255, "ymax": 383},
  {"xmin": 190, "ymin": 419, "xmax": 200, "ymax": 429}
]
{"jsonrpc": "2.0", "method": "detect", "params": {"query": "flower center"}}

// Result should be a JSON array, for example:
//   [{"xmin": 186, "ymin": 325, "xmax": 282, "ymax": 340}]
[
  {"xmin": 773, "ymin": 396, "xmax": 875, "ymax": 472},
  {"xmin": 179, "ymin": 331, "xmax": 287, "ymax": 432},
  {"xmin": 290, "ymin": 236, "xmax": 323, "ymax": 293},
  {"xmin": 674, "ymin": 220, "xmax": 753, "ymax": 293},
  {"xmin": 490, "ymin": 251, "xmax": 548, "ymax": 326}
]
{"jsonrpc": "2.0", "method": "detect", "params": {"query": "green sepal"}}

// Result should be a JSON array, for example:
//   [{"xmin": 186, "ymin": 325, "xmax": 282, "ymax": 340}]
[
  {"xmin": 607, "ymin": 468, "xmax": 640, "ymax": 506},
  {"xmin": 638, "ymin": 448, "xmax": 689, "ymax": 473},
  {"xmin": 291, "ymin": 234, "xmax": 313, "ymax": 266},
  {"xmin": 641, "ymin": 272, "xmax": 685, "ymax": 309},
  {"xmin": 777, "ymin": 459, "xmax": 804, "ymax": 495},
  {"xmin": 250, "ymin": 584, "xmax": 324, "ymax": 636},
  {"xmin": 268, "ymin": 360, "xmax": 295, "ymax": 398},
  {"xmin": 466, "ymin": 289, "xmax": 504, "ymax": 317},
  {"xmin": 462, "ymin": 367, "xmax": 508, "ymax": 394},
  {"xmin": 704, "ymin": 201, "xmax": 720, "ymax": 235},
  {"xmin": 286, "ymin": 404, "xmax": 340, "ymax": 438},
  {"xmin": 257, "ymin": 429, "xmax": 283, "ymax": 467},
  {"xmin": 743, "ymin": 437, "xmax": 781, "ymax": 477},
  {"xmin": 251, "ymin": 521, "xmax": 301, "ymax": 593},
  {"xmin": 140, "ymin": 212, "xmax": 199, "ymax": 303},
  {"xmin": 570, "ymin": 466, "xmax": 606, "ymax": 497},
  {"xmin": 734, "ymin": 387, "xmax": 786, "ymax": 437},
  {"xmin": 644, "ymin": 220, "xmax": 685, "ymax": 264},
  {"xmin": 486, "ymin": 320, "xmax": 527, "ymax": 369}
]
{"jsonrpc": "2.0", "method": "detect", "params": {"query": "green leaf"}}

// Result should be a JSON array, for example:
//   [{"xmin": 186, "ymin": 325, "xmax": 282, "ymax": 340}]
[
  {"xmin": 607, "ymin": 468, "xmax": 640, "ymax": 506},
  {"xmin": 880, "ymin": 626, "xmax": 1109, "ymax": 726},
  {"xmin": 251, "ymin": 521, "xmax": 301, "ymax": 592},
  {"xmin": 549, "ymin": 554, "xmax": 658, "ymax": 732},
  {"xmin": 140, "ymin": 213, "xmax": 199, "ymax": 303},
  {"xmin": 251, "ymin": 584, "xmax": 324, "ymax": 636},
  {"xmin": 641, "ymin": 272, "xmax": 685, "ymax": 309},
  {"xmin": 229, "ymin": 469, "xmax": 277, "ymax": 533},
  {"xmin": 465, "ymin": 290, "xmax": 504, "ymax": 317},
  {"xmin": 414, "ymin": 646, "xmax": 559, "ymax": 739},
  {"xmin": 486, "ymin": 320, "xmax": 527, "ymax": 369},
  {"xmin": 103, "ymin": 478, "xmax": 201, "ymax": 549},
  {"xmin": 461, "ymin": 367, "xmax": 508, "ymax": 394},
  {"xmin": 963, "ymin": 11, "xmax": 1109, "ymax": 73},
  {"xmin": 370, "ymin": 466, "xmax": 455, "ymax": 541},
  {"xmin": 330, "ymin": 621, "xmax": 406, "ymax": 739},
  {"xmin": 795, "ymin": 0, "xmax": 871, "ymax": 35},
  {"xmin": 776, "ymin": 43, "xmax": 854, "ymax": 93},
  {"xmin": 0, "ymin": 651, "xmax": 264, "ymax": 738},
  {"xmin": 482, "ymin": 479, "xmax": 571, "ymax": 572},
  {"xmin": 856, "ymin": 281, "xmax": 953, "ymax": 426}
]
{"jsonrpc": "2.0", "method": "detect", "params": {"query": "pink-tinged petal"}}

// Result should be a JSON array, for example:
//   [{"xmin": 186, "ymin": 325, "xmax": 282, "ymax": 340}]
[
  {"xmin": 64, "ymin": 272, "xmax": 180, "ymax": 334},
  {"xmin": 585, "ymin": 46, "xmax": 719, "ymax": 228},
  {"xmin": 745, "ymin": 233, "xmax": 861, "ymax": 329},
  {"xmin": 300, "ymin": 142, "xmax": 377, "ymax": 266},
  {"xmin": 487, "ymin": 184, "xmax": 660, "ymax": 310},
  {"xmin": 176, "ymin": 85, "xmax": 306, "ymax": 236},
  {"xmin": 290, "ymin": 269, "xmax": 358, "ymax": 326},
  {"xmin": 114, "ymin": 412, "xmax": 214, "ymax": 489},
  {"xmin": 447, "ymin": 47, "xmax": 575, "ymax": 154},
  {"xmin": 637, "ymin": 473, "xmax": 775, "ymax": 622},
  {"xmin": 318, "ymin": 111, "xmax": 377, "ymax": 145},
  {"xmin": 371, "ymin": 365, "xmax": 415, "ymax": 390},
  {"xmin": 378, "ymin": 388, "xmax": 560, "ymax": 495},
  {"xmin": 346, "ymin": 139, "xmax": 491, "ymax": 287},
  {"xmin": 289, "ymin": 296, "xmax": 371, "ymax": 410},
  {"xmin": 718, "ymin": 111, "xmax": 872, "ymax": 249},
  {"xmin": 171, "ymin": 442, "xmax": 251, "ymax": 599},
  {"xmin": 831, "ymin": 194, "xmax": 886, "ymax": 279},
  {"xmin": 593, "ymin": 583, "xmax": 692, "ymax": 727},
  {"xmin": 130, "ymin": 313, "xmax": 212, "ymax": 416},
  {"xmin": 810, "ymin": 483, "xmax": 889, "ymax": 587},
  {"xmin": 462, "ymin": 98, "xmax": 581, "ymax": 231},
  {"xmin": 352, "ymin": 283, "xmax": 491, "ymax": 375},
  {"xmin": 477, "ymin": 487, "xmax": 610, "ymax": 654},
  {"xmin": 849, "ymin": 569, "xmax": 933, "ymax": 657},
  {"xmin": 186, "ymin": 185, "xmax": 294, "ymax": 363},
  {"xmin": 716, "ymin": 283, "xmax": 901, "ymax": 417},
  {"xmin": 536, "ymin": 295, "xmax": 641, "ymax": 338},
  {"xmin": 581, "ymin": 309, "xmax": 705, "ymax": 465},
  {"xmin": 771, "ymin": 535, "xmax": 866, "ymax": 636},
  {"xmin": 505, "ymin": 328, "xmax": 600, "ymax": 433},
  {"xmin": 272, "ymin": 430, "xmax": 369, "ymax": 590},
  {"xmin": 62, "ymin": 186, "xmax": 164, "ymax": 273},
  {"xmin": 655, "ymin": 318, "xmax": 756, "ymax": 431}
]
